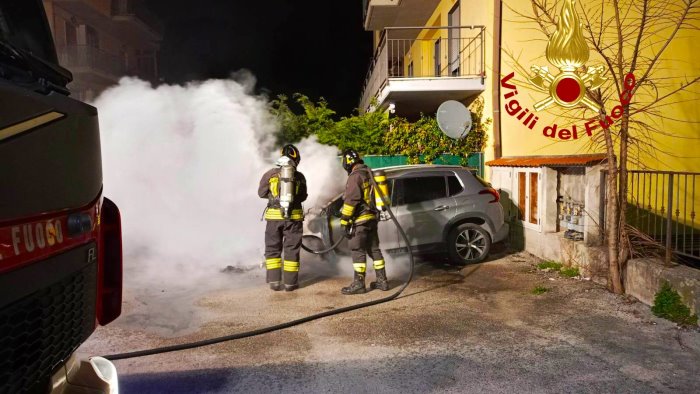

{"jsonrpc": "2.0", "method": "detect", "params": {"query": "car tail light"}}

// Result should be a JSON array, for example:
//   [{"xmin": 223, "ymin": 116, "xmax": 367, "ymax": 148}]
[
  {"xmin": 479, "ymin": 188, "xmax": 500, "ymax": 203},
  {"xmin": 96, "ymin": 197, "xmax": 122, "ymax": 325}
]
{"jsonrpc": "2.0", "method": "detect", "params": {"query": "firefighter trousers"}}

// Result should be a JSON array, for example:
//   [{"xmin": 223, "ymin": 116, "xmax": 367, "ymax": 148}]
[
  {"xmin": 264, "ymin": 220, "xmax": 302, "ymax": 286},
  {"xmin": 348, "ymin": 220, "xmax": 385, "ymax": 274}
]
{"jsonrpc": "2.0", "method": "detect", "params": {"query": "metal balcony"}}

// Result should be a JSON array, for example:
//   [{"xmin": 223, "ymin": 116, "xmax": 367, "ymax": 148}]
[
  {"xmin": 58, "ymin": 45, "xmax": 126, "ymax": 80},
  {"xmin": 359, "ymin": 26, "xmax": 486, "ymax": 117},
  {"xmin": 53, "ymin": 0, "xmax": 163, "ymax": 43}
]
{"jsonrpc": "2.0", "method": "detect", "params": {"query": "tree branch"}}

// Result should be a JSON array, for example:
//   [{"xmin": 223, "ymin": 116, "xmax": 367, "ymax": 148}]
[
  {"xmin": 631, "ymin": 76, "xmax": 700, "ymax": 115},
  {"xmin": 630, "ymin": 0, "xmax": 649, "ymax": 74},
  {"xmin": 612, "ymin": 0, "xmax": 626, "ymax": 79},
  {"xmin": 635, "ymin": 0, "xmax": 697, "ymax": 93}
]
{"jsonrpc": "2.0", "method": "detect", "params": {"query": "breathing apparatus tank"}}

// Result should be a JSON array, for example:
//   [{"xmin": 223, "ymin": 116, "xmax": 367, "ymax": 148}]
[
  {"xmin": 277, "ymin": 156, "xmax": 296, "ymax": 218},
  {"xmin": 373, "ymin": 169, "xmax": 389, "ymax": 211}
]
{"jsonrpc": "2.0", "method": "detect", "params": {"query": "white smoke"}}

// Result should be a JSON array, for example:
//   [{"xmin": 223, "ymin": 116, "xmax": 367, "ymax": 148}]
[
  {"xmin": 295, "ymin": 138, "xmax": 346, "ymax": 208},
  {"xmin": 94, "ymin": 75, "xmax": 345, "ymax": 290}
]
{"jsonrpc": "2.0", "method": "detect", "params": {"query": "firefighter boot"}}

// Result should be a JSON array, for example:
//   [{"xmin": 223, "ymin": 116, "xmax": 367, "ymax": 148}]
[
  {"xmin": 341, "ymin": 272, "xmax": 366, "ymax": 295},
  {"xmin": 269, "ymin": 281, "xmax": 282, "ymax": 291},
  {"xmin": 370, "ymin": 268, "xmax": 389, "ymax": 291}
]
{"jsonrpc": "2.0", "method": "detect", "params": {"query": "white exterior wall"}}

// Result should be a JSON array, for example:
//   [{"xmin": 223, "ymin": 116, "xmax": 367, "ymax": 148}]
[{"xmin": 489, "ymin": 164, "xmax": 604, "ymax": 264}]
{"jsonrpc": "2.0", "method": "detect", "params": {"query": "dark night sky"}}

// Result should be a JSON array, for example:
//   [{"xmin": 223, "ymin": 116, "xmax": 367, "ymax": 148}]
[{"xmin": 143, "ymin": 1, "xmax": 373, "ymax": 116}]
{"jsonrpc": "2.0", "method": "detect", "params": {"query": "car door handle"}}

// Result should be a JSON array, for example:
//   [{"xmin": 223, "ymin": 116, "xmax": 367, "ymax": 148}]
[{"xmin": 434, "ymin": 205, "xmax": 450, "ymax": 211}]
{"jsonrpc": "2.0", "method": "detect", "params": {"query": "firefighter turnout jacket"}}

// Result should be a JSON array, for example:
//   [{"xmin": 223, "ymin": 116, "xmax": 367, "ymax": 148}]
[
  {"xmin": 341, "ymin": 163, "xmax": 377, "ymax": 226},
  {"xmin": 258, "ymin": 167, "xmax": 308, "ymax": 221}
]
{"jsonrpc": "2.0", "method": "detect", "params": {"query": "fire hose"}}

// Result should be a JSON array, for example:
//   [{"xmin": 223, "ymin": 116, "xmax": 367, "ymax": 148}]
[
  {"xmin": 104, "ymin": 169, "xmax": 413, "ymax": 361},
  {"xmin": 301, "ymin": 235, "xmax": 345, "ymax": 255}
]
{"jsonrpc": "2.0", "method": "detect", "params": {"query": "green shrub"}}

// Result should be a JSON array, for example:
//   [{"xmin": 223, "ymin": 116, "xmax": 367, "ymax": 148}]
[
  {"xmin": 270, "ymin": 94, "xmax": 336, "ymax": 146},
  {"xmin": 560, "ymin": 267, "xmax": 580, "ymax": 278},
  {"xmin": 537, "ymin": 261, "xmax": 562, "ymax": 271},
  {"xmin": 269, "ymin": 94, "xmax": 490, "ymax": 159},
  {"xmin": 383, "ymin": 98, "xmax": 489, "ymax": 164},
  {"xmin": 531, "ymin": 285, "xmax": 549, "ymax": 295},
  {"xmin": 652, "ymin": 282, "xmax": 698, "ymax": 326}
]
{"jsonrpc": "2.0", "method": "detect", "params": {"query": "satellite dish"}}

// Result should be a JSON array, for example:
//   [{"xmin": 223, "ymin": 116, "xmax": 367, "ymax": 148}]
[{"xmin": 437, "ymin": 100, "xmax": 472, "ymax": 139}]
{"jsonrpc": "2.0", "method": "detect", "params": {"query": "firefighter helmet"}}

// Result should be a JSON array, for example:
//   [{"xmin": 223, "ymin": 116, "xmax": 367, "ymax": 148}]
[
  {"xmin": 342, "ymin": 149, "xmax": 362, "ymax": 174},
  {"xmin": 281, "ymin": 144, "xmax": 301, "ymax": 166}
]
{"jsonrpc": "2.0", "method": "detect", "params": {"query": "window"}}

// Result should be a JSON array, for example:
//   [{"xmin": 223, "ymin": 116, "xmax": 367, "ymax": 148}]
[
  {"xmin": 384, "ymin": 179, "xmax": 394, "ymax": 206},
  {"xmin": 65, "ymin": 22, "xmax": 77, "ymax": 46},
  {"xmin": 394, "ymin": 176, "xmax": 447, "ymax": 206},
  {"xmin": 85, "ymin": 25, "xmax": 98, "ymax": 48},
  {"xmin": 448, "ymin": 175, "xmax": 463, "ymax": 196},
  {"xmin": 516, "ymin": 169, "xmax": 541, "ymax": 229},
  {"xmin": 434, "ymin": 38, "xmax": 441, "ymax": 77},
  {"xmin": 136, "ymin": 49, "xmax": 156, "ymax": 79},
  {"xmin": 448, "ymin": 2, "xmax": 460, "ymax": 76},
  {"xmin": 518, "ymin": 172, "xmax": 526, "ymax": 220},
  {"xmin": 529, "ymin": 172, "xmax": 538, "ymax": 225}
]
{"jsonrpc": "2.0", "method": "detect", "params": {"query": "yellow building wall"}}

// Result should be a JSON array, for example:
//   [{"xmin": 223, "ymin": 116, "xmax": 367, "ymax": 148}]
[
  {"xmin": 498, "ymin": 0, "xmax": 699, "ymax": 228},
  {"xmin": 370, "ymin": 0, "xmax": 697, "ymax": 177},
  {"xmin": 405, "ymin": 0, "xmax": 494, "ymax": 78},
  {"xmin": 499, "ymin": 0, "xmax": 700, "ymax": 173},
  {"xmin": 404, "ymin": 0, "xmax": 497, "ymax": 169},
  {"xmin": 366, "ymin": 0, "xmax": 697, "ymax": 231}
]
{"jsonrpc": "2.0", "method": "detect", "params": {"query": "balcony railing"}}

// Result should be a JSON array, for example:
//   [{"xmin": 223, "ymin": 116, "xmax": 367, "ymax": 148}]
[
  {"xmin": 359, "ymin": 26, "xmax": 485, "ymax": 111},
  {"xmin": 111, "ymin": 0, "xmax": 164, "ymax": 36},
  {"xmin": 59, "ymin": 45, "xmax": 126, "ymax": 78}
]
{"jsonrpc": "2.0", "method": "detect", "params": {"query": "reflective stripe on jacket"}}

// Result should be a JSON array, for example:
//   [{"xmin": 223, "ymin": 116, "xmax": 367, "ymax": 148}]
[
  {"xmin": 342, "ymin": 164, "xmax": 377, "ymax": 225},
  {"xmin": 264, "ymin": 208, "xmax": 304, "ymax": 221}
]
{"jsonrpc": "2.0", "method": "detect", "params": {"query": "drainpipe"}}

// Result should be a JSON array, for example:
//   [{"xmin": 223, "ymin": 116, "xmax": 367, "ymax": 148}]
[{"xmin": 492, "ymin": 0, "xmax": 503, "ymax": 159}]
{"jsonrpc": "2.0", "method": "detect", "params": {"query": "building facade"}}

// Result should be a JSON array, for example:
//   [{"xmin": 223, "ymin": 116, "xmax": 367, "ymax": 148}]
[
  {"xmin": 360, "ymin": 0, "xmax": 699, "ymax": 272},
  {"xmin": 43, "ymin": 0, "xmax": 163, "ymax": 101}
]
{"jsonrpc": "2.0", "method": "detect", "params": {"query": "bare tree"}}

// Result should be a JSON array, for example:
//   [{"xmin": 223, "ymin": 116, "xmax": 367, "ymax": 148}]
[{"xmin": 505, "ymin": 0, "xmax": 700, "ymax": 293}]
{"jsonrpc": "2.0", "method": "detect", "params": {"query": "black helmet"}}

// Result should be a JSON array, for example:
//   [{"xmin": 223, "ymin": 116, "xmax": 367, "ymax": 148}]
[
  {"xmin": 342, "ymin": 149, "xmax": 362, "ymax": 174},
  {"xmin": 281, "ymin": 144, "xmax": 300, "ymax": 166}
]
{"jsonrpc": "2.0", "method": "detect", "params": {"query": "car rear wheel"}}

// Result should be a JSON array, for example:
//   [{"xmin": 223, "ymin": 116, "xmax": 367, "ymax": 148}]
[{"xmin": 447, "ymin": 223, "xmax": 491, "ymax": 265}]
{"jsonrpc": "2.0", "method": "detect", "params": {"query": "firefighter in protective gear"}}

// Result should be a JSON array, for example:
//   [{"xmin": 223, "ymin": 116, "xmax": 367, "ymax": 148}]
[
  {"xmin": 339, "ymin": 149, "xmax": 389, "ymax": 294},
  {"xmin": 258, "ymin": 144, "xmax": 307, "ymax": 291}
]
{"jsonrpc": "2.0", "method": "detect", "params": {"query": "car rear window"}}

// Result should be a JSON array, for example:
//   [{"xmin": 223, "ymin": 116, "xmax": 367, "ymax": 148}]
[
  {"xmin": 447, "ymin": 175, "xmax": 463, "ymax": 196},
  {"xmin": 395, "ymin": 176, "xmax": 447, "ymax": 205}
]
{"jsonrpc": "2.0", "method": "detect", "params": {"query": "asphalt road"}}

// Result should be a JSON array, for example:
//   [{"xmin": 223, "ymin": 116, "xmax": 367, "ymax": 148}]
[{"xmin": 79, "ymin": 249, "xmax": 700, "ymax": 393}]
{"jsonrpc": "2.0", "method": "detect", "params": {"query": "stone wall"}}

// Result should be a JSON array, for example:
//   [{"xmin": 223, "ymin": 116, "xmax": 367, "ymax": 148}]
[{"xmin": 624, "ymin": 258, "xmax": 700, "ymax": 314}]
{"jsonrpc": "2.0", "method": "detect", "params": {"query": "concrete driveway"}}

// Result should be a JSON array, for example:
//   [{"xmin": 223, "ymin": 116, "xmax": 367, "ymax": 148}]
[{"xmin": 79, "ymin": 248, "xmax": 700, "ymax": 393}]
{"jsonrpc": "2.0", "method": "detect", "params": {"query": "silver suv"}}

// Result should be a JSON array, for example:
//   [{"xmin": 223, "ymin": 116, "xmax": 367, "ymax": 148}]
[{"xmin": 306, "ymin": 165, "xmax": 509, "ymax": 264}]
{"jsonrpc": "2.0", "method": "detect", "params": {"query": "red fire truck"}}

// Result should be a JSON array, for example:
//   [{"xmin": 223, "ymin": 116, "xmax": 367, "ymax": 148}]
[{"xmin": 0, "ymin": 1, "xmax": 122, "ymax": 392}]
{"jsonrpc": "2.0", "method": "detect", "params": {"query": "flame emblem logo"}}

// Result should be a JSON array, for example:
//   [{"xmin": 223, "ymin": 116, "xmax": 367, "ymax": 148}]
[{"xmin": 529, "ymin": 0, "xmax": 607, "ymax": 112}]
